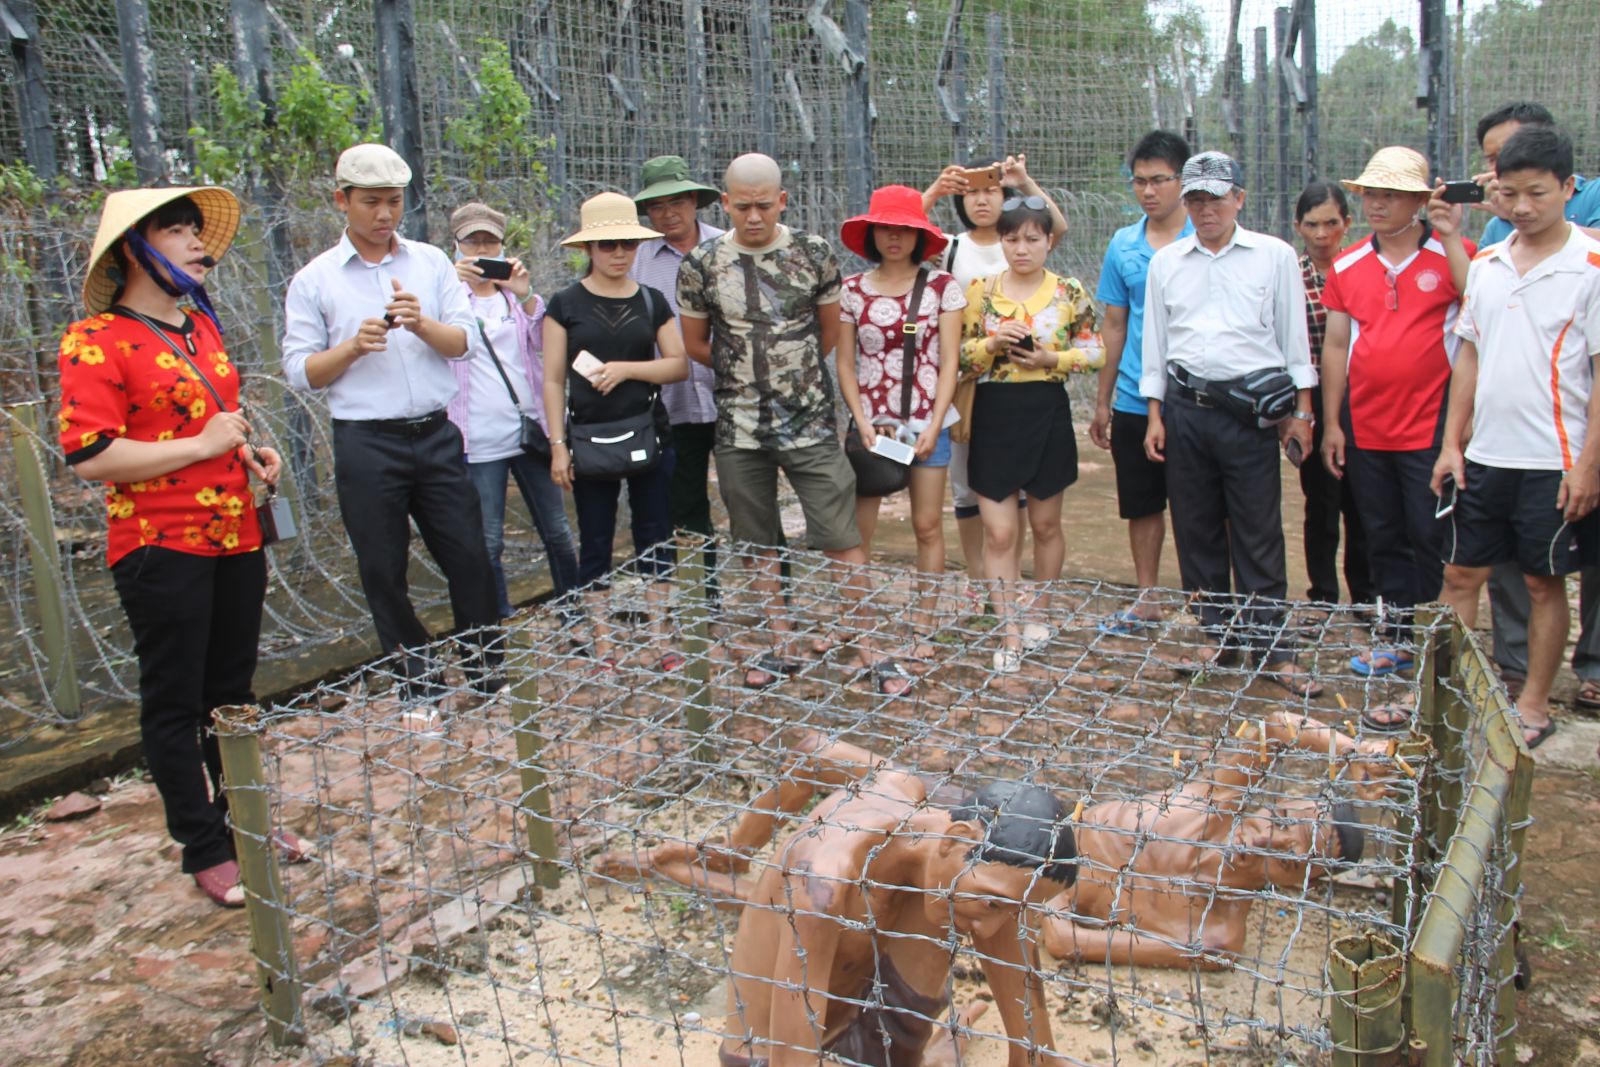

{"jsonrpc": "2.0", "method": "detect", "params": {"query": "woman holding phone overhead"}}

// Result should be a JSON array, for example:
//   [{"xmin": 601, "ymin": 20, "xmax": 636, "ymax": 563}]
[
  {"xmin": 57, "ymin": 186, "xmax": 307, "ymax": 909},
  {"xmin": 543, "ymin": 192, "xmax": 688, "ymax": 671},
  {"xmin": 959, "ymin": 195, "xmax": 1101, "ymax": 674}
]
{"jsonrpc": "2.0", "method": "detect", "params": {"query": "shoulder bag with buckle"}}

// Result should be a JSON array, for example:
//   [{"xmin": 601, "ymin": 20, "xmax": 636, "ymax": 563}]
[
  {"xmin": 567, "ymin": 285, "xmax": 663, "ymax": 482},
  {"xmin": 845, "ymin": 268, "xmax": 928, "ymax": 498},
  {"xmin": 121, "ymin": 307, "xmax": 297, "ymax": 545},
  {"xmin": 475, "ymin": 292, "xmax": 551, "ymax": 461}
]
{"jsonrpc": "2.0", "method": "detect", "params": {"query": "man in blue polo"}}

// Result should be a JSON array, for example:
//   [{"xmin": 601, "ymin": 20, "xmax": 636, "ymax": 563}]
[{"xmin": 1089, "ymin": 131, "xmax": 1192, "ymax": 634}]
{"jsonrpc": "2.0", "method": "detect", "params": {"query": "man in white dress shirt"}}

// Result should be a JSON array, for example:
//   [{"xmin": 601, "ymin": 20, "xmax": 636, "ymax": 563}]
[
  {"xmin": 282, "ymin": 143, "xmax": 500, "ymax": 699},
  {"xmin": 1141, "ymin": 152, "xmax": 1322, "ymax": 697}
]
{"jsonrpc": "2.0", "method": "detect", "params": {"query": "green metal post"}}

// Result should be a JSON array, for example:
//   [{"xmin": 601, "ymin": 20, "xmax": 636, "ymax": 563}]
[
  {"xmin": 7, "ymin": 402, "xmax": 82, "ymax": 719},
  {"xmin": 213, "ymin": 703, "xmax": 302, "ymax": 1046},
  {"xmin": 509, "ymin": 627, "xmax": 561, "ymax": 888},
  {"xmin": 678, "ymin": 534, "xmax": 712, "ymax": 755}
]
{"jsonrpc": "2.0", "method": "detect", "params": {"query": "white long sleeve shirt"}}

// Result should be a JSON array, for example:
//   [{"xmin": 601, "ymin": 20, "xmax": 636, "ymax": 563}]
[
  {"xmin": 282, "ymin": 231, "xmax": 476, "ymax": 420},
  {"xmin": 1139, "ymin": 224, "xmax": 1315, "ymax": 401}
]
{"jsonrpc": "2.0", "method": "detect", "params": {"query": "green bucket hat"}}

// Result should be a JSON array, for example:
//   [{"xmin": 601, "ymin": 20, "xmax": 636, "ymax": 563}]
[{"xmin": 633, "ymin": 155, "xmax": 720, "ymax": 209}]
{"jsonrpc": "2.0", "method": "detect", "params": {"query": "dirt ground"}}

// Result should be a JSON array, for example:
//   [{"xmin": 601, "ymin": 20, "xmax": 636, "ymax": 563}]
[{"xmin": 3, "ymin": 435, "xmax": 1599, "ymax": 1066}]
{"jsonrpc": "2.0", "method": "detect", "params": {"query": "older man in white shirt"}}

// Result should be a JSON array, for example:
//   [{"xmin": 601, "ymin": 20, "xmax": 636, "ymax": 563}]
[
  {"xmin": 282, "ymin": 143, "xmax": 500, "ymax": 701},
  {"xmin": 1141, "ymin": 152, "xmax": 1322, "ymax": 696}
]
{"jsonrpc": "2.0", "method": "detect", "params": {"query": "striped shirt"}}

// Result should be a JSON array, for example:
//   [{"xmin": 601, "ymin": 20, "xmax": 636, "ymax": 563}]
[{"xmin": 629, "ymin": 221, "xmax": 724, "ymax": 425}]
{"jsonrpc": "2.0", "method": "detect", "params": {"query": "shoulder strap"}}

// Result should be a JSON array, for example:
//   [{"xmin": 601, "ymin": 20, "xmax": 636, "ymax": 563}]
[
  {"xmin": 639, "ymin": 283, "xmax": 654, "ymax": 323},
  {"xmin": 475, "ymin": 315, "xmax": 522, "ymax": 408},
  {"xmin": 898, "ymin": 267, "xmax": 930, "ymax": 420},
  {"xmin": 944, "ymin": 236, "xmax": 960, "ymax": 272}
]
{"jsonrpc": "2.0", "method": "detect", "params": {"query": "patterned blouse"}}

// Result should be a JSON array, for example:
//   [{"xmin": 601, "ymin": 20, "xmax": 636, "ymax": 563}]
[
  {"xmin": 1299, "ymin": 254, "xmax": 1330, "ymax": 369},
  {"xmin": 839, "ymin": 268, "xmax": 965, "ymax": 423},
  {"xmin": 58, "ymin": 310, "xmax": 262, "ymax": 566},
  {"xmin": 959, "ymin": 270, "xmax": 1102, "ymax": 383}
]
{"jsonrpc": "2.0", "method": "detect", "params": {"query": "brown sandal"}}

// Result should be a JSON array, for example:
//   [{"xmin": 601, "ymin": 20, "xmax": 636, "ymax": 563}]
[{"xmin": 193, "ymin": 859, "xmax": 246, "ymax": 908}]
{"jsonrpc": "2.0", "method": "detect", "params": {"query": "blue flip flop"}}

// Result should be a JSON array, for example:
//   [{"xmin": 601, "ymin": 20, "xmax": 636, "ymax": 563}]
[
  {"xmin": 1099, "ymin": 610, "xmax": 1157, "ymax": 637},
  {"xmin": 1350, "ymin": 647, "xmax": 1414, "ymax": 676}
]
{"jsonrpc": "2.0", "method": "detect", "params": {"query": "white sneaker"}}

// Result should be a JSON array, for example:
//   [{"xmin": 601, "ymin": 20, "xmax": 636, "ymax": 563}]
[
  {"xmin": 992, "ymin": 648, "xmax": 1022, "ymax": 674},
  {"xmin": 1021, "ymin": 623, "xmax": 1052, "ymax": 652}
]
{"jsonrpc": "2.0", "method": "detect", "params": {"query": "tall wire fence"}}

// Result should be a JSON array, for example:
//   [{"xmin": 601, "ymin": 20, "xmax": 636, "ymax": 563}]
[{"xmin": 3, "ymin": 0, "xmax": 1599, "ymax": 742}]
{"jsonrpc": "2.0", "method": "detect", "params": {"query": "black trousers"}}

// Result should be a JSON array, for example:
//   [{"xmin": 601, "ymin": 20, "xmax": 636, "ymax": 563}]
[
  {"xmin": 669, "ymin": 420, "xmax": 719, "ymax": 591},
  {"xmin": 332, "ymin": 417, "xmax": 501, "ymax": 681},
  {"xmin": 1345, "ymin": 442, "xmax": 1444, "ymax": 642},
  {"xmin": 1300, "ymin": 390, "xmax": 1374, "ymax": 603},
  {"xmin": 112, "ymin": 547, "xmax": 267, "ymax": 873},
  {"xmin": 1164, "ymin": 391, "xmax": 1292, "ymax": 659}
]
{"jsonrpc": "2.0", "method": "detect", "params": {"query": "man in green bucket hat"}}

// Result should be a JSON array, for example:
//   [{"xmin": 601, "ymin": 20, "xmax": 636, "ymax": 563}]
[{"xmin": 630, "ymin": 155, "xmax": 726, "ymax": 596}]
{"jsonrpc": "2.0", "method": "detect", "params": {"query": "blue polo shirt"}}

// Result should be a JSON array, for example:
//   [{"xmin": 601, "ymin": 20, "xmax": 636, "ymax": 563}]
[
  {"xmin": 1480, "ymin": 173, "xmax": 1600, "ymax": 246},
  {"xmin": 1096, "ymin": 214, "xmax": 1195, "ymax": 415}
]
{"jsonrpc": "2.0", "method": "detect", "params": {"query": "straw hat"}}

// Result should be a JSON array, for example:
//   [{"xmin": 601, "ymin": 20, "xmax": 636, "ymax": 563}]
[
  {"xmin": 633, "ymin": 155, "xmax": 719, "ymax": 209},
  {"xmin": 82, "ymin": 186, "xmax": 241, "ymax": 314},
  {"xmin": 1342, "ymin": 146, "xmax": 1432, "ymax": 194},
  {"xmin": 839, "ymin": 185, "xmax": 948, "ymax": 261},
  {"xmin": 561, "ymin": 192, "xmax": 663, "ymax": 247}
]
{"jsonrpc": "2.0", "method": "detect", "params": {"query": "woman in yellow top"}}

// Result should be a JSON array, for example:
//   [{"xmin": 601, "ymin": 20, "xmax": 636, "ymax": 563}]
[{"xmin": 960, "ymin": 195, "xmax": 1100, "ymax": 673}]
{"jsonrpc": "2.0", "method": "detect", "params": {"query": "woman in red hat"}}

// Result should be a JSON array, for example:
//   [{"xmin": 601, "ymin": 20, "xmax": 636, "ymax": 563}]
[{"xmin": 836, "ymin": 184, "xmax": 964, "ymax": 666}]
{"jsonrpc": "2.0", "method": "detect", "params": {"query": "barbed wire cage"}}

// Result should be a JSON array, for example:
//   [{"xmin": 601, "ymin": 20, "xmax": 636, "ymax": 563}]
[{"xmin": 214, "ymin": 539, "xmax": 1531, "ymax": 1067}]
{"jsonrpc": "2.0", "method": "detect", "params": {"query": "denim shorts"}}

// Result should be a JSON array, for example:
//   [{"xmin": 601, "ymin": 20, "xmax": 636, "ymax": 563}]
[{"xmin": 913, "ymin": 427, "xmax": 953, "ymax": 469}]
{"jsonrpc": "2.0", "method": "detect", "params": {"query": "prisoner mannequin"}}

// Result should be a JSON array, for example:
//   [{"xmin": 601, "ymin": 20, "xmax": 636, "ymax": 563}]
[{"xmin": 596, "ymin": 734, "xmax": 1078, "ymax": 1067}]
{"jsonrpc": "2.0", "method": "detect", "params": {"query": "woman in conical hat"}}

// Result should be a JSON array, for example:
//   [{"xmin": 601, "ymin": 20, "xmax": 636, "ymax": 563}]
[{"xmin": 59, "ymin": 187, "xmax": 308, "ymax": 908}]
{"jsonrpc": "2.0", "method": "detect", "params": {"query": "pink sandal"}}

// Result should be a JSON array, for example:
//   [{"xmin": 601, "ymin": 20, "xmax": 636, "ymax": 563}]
[
  {"xmin": 193, "ymin": 859, "xmax": 246, "ymax": 908},
  {"xmin": 272, "ymin": 829, "xmax": 316, "ymax": 864}
]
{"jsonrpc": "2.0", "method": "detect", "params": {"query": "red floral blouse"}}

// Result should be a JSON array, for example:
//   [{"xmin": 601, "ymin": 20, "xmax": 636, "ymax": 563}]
[{"xmin": 58, "ymin": 310, "xmax": 262, "ymax": 566}]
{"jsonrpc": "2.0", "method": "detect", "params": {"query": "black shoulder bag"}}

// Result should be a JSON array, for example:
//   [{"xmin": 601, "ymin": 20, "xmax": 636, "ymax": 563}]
[
  {"xmin": 475, "ymin": 293, "xmax": 551, "ymax": 461},
  {"xmin": 844, "ymin": 268, "xmax": 928, "ymax": 498},
  {"xmin": 566, "ymin": 286, "xmax": 664, "ymax": 482},
  {"xmin": 121, "ymin": 307, "xmax": 297, "ymax": 545}
]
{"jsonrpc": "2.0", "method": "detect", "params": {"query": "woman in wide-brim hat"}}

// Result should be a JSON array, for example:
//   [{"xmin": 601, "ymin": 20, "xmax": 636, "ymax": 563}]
[
  {"xmin": 834, "ymin": 184, "xmax": 964, "ymax": 691},
  {"xmin": 58, "ymin": 186, "xmax": 307, "ymax": 909},
  {"xmin": 542, "ymin": 192, "xmax": 689, "ymax": 671}
]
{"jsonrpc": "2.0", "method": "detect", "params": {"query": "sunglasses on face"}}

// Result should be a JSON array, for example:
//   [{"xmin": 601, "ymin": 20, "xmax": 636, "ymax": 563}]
[
  {"xmin": 594, "ymin": 239, "xmax": 640, "ymax": 252},
  {"xmin": 1001, "ymin": 195, "xmax": 1049, "ymax": 212}
]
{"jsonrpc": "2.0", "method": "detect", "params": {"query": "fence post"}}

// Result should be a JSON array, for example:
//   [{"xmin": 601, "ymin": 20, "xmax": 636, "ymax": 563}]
[
  {"xmin": 509, "ymin": 629, "xmax": 562, "ymax": 889},
  {"xmin": 842, "ymin": 0, "xmax": 872, "ymax": 213},
  {"xmin": 214, "ymin": 703, "xmax": 302, "ymax": 1046},
  {"xmin": 6, "ymin": 0, "xmax": 57, "ymax": 179},
  {"xmin": 1302, "ymin": 0, "xmax": 1318, "ymax": 179},
  {"xmin": 1252, "ymin": 27, "xmax": 1268, "ymax": 233},
  {"xmin": 114, "ymin": 0, "xmax": 165, "ymax": 181},
  {"xmin": 1418, "ymin": 0, "xmax": 1447, "ymax": 178},
  {"xmin": 677, "ymin": 536, "xmax": 712, "ymax": 758},
  {"xmin": 750, "ymin": 0, "xmax": 776, "ymax": 157},
  {"xmin": 683, "ymin": 0, "xmax": 707, "ymax": 177},
  {"xmin": 6, "ymin": 402, "xmax": 81, "ymax": 720},
  {"xmin": 373, "ymin": 0, "xmax": 429, "ymax": 241},
  {"xmin": 986, "ymin": 13, "xmax": 1005, "ymax": 159},
  {"xmin": 1493, "ymin": 741, "xmax": 1534, "ymax": 1063},
  {"xmin": 1327, "ymin": 931, "xmax": 1405, "ymax": 1066},
  {"xmin": 1273, "ymin": 6, "xmax": 1291, "ymax": 239}
]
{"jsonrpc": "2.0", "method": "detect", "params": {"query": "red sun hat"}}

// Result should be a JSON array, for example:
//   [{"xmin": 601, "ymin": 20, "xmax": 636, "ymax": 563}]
[{"xmin": 840, "ymin": 184, "xmax": 948, "ymax": 261}]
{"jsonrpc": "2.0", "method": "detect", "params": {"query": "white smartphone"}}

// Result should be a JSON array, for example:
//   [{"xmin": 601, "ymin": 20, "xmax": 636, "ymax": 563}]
[
  {"xmin": 572, "ymin": 350, "xmax": 605, "ymax": 383},
  {"xmin": 1435, "ymin": 476, "xmax": 1457, "ymax": 519},
  {"xmin": 869, "ymin": 435, "xmax": 916, "ymax": 465}
]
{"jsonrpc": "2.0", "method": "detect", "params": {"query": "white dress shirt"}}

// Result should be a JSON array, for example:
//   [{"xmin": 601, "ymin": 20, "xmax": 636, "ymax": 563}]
[
  {"xmin": 1139, "ymin": 224, "xmax": 1316, "ymax": 401},
  {"xmin": 282, "ymin": 231, "xmax": 476, "ymax": 420}
]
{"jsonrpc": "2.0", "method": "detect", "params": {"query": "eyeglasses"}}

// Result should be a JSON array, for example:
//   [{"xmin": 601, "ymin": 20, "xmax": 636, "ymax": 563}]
[
  {"xmin": 1001, "ymin": 195, "xmax": 1049, "ymax": 212},
  {"xmin": 1383, "ymin": 268, "xmax": 1400, "ymax": 311},
  {"xmin": 594, "ymin": 239, "xmax": 641, "ymax": 252},
  {"xmin": 1128, "ymin": 175, "xmax": 1178, "ymax": 190}
]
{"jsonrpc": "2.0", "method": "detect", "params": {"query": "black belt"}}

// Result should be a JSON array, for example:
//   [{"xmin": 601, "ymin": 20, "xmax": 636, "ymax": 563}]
[
  {"xmin": 332, "ymin": 410, "xmax": 448, "ymax": 438},
  {"xmin": 1167, "ymin": 370, "xmax": 1216, "ymax": 408}
]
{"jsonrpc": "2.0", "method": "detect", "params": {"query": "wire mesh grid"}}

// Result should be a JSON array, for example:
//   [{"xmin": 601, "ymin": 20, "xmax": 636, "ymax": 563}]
[{"xmin": 215, "ymin": 539, "xmax": 1508, "ymax": 1067}]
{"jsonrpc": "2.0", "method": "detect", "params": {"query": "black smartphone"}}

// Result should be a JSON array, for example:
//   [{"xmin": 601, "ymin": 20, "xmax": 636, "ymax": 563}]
[
  {"xmin": 1435, "ymin": 475, "xmax": 1458, "ymax": 518},
  {"xmin": 1440, "ymin": 180, "xmax": 1486, "ymax": 205},
  {"xmin": 475, "ymin": 257, "xmax": 513, "ymax": 281},
  {"xmin": 1014, "ymin": 333, "xmax": 1035, "ymax": 351}
]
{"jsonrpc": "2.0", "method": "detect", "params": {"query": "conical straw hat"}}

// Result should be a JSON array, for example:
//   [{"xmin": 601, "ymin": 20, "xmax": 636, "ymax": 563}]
[
  {"xmin": 82, "ymin": 186, "xmax": 241, "ymax": 314},
  {"xmin": 1341, "ymin": 147, "xmax": 1432, "ymax": 195}
]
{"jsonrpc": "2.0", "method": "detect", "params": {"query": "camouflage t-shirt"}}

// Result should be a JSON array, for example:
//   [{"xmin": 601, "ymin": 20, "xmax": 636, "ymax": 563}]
[{"xmin": 677, "ymin": 226, "xmax": 843, "ymax": 450}]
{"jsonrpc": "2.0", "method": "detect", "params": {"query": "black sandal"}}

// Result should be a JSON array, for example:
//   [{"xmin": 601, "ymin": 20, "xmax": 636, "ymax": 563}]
[
  {"xmin": 744, "ymin": 652, "xmax": 796, "ymax": 690},
  {"xmin": 865, "ymin": 658, "xmax": 914, "ymax": 696}
]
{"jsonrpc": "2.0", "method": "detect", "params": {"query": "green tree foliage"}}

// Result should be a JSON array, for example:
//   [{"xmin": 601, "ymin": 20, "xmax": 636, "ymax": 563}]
[
  {"xmin": 1314, "ymin": 19, "xmax": 1424, "ymax": 183},
  {"xmin": 443, "ymin": 40, "xmax": 558, "ymax": 240}
]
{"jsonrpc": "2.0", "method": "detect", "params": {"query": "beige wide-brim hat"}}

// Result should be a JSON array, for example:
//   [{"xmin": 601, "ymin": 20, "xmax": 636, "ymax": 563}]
[
  {"xmin": 560, "ymin": 192, "xmax": 663, "ymax": 247},
  {"xmin": 1342, "ymin": 146, "xmax": 1432, "ymax": 194},
  {"xmin": 82, "ymin": 186, "xmax": 241, "ymax": 314}
]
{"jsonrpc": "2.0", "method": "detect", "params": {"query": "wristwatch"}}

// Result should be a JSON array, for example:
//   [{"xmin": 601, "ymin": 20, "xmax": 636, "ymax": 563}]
[{"xmin": 1289, "ymin": 410, "xmax": 1315, "ymax": 423}]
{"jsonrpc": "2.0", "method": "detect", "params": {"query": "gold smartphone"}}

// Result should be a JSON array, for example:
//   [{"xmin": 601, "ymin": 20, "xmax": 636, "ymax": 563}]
[{"xmin": 959, "ymin": 165, "xmax": 1001, "ymax": 190}]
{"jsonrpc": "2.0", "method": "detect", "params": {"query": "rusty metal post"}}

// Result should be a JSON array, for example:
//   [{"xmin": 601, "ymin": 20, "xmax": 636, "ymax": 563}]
[{"xmin": 214, "ymin": 704, "xmax": 303, "ymax": 1046}]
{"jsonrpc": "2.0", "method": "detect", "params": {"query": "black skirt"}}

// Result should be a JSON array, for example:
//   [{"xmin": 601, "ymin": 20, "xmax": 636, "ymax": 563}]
[{"xmin": 968, "ymin": 380, "xmax": 1078, "ymax": 502}]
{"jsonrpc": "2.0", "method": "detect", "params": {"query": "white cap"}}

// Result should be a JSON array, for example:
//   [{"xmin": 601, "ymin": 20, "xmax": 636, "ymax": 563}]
[{"xmin": 335, "ymin": 143, "xmax": 413, "ymax": 189}]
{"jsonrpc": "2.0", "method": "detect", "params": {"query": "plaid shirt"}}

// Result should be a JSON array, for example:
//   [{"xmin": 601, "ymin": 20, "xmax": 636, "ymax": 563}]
[{"xmin": 1299, "ymin": 254, "xmax": 1329, "ymax": 369}]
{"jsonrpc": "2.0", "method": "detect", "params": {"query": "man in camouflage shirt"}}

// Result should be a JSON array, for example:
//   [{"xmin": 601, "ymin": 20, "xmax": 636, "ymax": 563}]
[{"xmin": 680, "ymin": 153, "xmax": 909, "ymax": 694}]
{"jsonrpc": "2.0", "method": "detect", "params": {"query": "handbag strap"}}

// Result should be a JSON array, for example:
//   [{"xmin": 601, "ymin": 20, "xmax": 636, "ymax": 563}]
[
  {"xmin": 896, "ymin": 268, "xmax": 930, "ymax": 420},
  {"xmin": 475, "ymin": 292, "xmax": 523, "ymax": 408}
]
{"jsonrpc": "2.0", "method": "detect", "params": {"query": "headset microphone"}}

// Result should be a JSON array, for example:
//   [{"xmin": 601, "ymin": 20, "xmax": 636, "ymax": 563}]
[{"xmin": 199, "ymin": 255, "xmax": 216, "ymax": 268}]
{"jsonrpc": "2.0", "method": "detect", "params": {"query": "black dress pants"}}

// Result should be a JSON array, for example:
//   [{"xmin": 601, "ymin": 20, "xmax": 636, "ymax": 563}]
[
  {"xmin": 1300, "ymin": 388, "xmax": 1374, "ymax": 602},
  {"xmin": 1164, "ymin": 391, "xmax": 1292, "ymax": 660},
  {"xmin": 1345, "ymin": 443, "xmax": 1444, "ymax": 643},
  {"xmin": 112, "ymin": 547, "xmax": 267, "ymax": 873},
  {"xmin": 332, "ymin": 417, "xmax": 500, "ymax": 683}
]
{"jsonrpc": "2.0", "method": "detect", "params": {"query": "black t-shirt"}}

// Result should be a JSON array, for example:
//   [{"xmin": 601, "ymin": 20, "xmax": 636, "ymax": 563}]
[{"xmin": 546, "ymin": 281, "xmax": 673, "ymax": 423}]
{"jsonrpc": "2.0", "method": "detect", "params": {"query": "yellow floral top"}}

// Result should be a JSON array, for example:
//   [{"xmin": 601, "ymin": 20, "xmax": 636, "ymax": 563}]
[
  {"xmin": 58, "ymin": 310, "xmax": 261, "ymax": 565},
  {"xmin": 959, "ymin": 270, "xmax": 1103, "ymax": 383}
]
